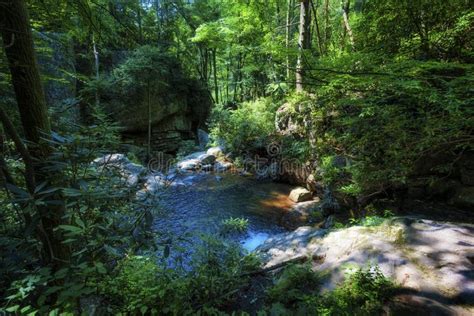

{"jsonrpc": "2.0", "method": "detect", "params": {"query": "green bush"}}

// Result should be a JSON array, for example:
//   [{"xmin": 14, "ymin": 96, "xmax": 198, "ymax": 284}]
[
  {"xmin": 209, "ymin": 98, "xmax": 279, "ymax": 155},
  {"xmin": 320, "ymin": 267, "xmax": 395, "ymax": 315},
  {"xmin": 265, "ymin": 264, "xmax": 395, "ymax": 315},
  {"xmin": 288, "ymin": 60, "xmax": 474, "ymax": 198},
  {"xmin": 100, "ymin": 237, "xmax": 260, "ymax": 315},
  {"xmin": 267, "ymin": 264, "xmax": 323, "ymax": 308},
  {"xmin": 101, "ymin": 255, "xmax": 188, "ymax": 315}
]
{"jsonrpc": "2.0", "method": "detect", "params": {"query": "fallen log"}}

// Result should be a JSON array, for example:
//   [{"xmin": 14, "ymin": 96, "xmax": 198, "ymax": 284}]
[{"xmin": 241, "ymin": 253, "xmax": 325, "ymax": 277}]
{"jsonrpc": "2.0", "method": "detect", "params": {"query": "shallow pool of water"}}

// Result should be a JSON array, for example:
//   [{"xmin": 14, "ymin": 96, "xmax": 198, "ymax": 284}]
[{"xmin": 153, "ymin": 172, "xmax": 294, "ymax": 259}]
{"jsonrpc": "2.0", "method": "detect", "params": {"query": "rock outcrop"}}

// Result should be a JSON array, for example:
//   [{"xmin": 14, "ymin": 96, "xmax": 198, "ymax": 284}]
[
  {"xmin": 289, "ymin": 187, "xmax": 312, "ymax": 202},
  {"xmin": 93, "ymin": 154, "xmax": 146, "ymax": 187},
  {"xmin": 256, "ymin": 217, "xmax": 474, "ymax": 312}
]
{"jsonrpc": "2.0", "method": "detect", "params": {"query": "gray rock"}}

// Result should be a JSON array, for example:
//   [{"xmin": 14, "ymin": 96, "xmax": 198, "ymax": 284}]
[
  {"xmin": 93, "ymin": 154, "xmax": 146, "ymax": 187},
  {"xmin": 198, "ymin": 153, "xmax": 216, "ymax": 165},
  {"xmin": 289, "ymin": 187, "xmax": 313, "ymax": 202},
  {"xmin": 214, "ymin": 161, "xmax": 233, "ymax": 172},
  {"xmin": 306, "ymin": 173, "xmax": 322, "ymax": 193},
  {"xmin": 197, "ymin": 129, "xmax": 209, "ymax": 149},
  {"xmin": 282, "ymin": 199, "xmax": 322, "ymax": 229},
  {"xmin": 323, "ymin": 215, "xmax": 335, "ymax": 229},
  {"xmin": 257, "ymin": 217, "xmax": 474, "ymax": 308},
  {"xmin": 275, "ymin": 102, "xmax": 302, "ymax": 135},
  {"xmin": 256, "ymin": 226, "xmax": 327, "ymax": 264},
  {"xmin": 201, "ymin": 164, "xmax": 213, "ymax": 172},
  {"xmin": 182, "ymin": 151, "xmax": 206, "ymax": 160},
  {"xmin": 240, "ymin": 170, "xmax": 253, "ymax": 177},
  {"xmin": 178, "ymin": 159, "xmax": 201, "ymax": 171},
  {"xmin": 93, "ymin": 153, "xmax": 128, "ymax": 166},
  {"xmin": 207, "ymin": 146, "xmax": 224, "ymax": 157}
]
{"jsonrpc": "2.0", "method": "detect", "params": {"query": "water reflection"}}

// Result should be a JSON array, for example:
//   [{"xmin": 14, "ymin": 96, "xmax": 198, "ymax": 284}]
[{"xmin": 154, "ymin": 172, "xmax": 294, "ymax": 261}]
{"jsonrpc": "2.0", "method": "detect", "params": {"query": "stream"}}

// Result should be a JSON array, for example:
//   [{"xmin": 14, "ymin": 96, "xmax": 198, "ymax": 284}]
[{"xmin": 153, "ymin": 172, "xmax": 295, "ymax": 261}]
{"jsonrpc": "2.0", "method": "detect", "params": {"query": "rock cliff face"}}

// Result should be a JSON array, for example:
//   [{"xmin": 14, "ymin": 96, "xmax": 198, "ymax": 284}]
[
  {"xmin": 119, "ymin": 83, "xmax": 211, "ymax": 154},
  {"xmin": 35, "ymin": 36, "xmax": 212, "ymax": 154},
  {"xmin": 104, "ymin": 60, "xmax": 211, "ymax": 154}
]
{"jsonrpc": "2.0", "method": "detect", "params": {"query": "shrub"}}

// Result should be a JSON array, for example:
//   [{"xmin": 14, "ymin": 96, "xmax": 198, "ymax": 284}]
[
  {"xmin": 267, "ymin": 264, "xmax": 323, "ymax": 308},
  {"xmin": 101, "ymin": 255, "xmax": 189, "ymax": 315},
  {"xmin": 320, "ymin": 266, "xmax": 395, "ymax": 315},
  {"xmin": 264, "ymin": 264, "xmax": 395, "ymax": 315},
  {"xmin": 289, "ymin": 60, "xmax": 474, "ymax": 199},
  {"xmin": 220, "ymin": 217, "xmax": 249, "ymax": 235},
  {"xmin": 209, "ymin": 98, "xmax": 279, "ymax": 155},
  {"xmin": 99, "ymin": 237, "xmax": 260, "ymax": 314}
]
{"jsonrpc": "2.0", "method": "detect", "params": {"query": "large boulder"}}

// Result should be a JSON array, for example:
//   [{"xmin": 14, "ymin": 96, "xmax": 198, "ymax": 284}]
[
  {"xmin": 214, "ymin": 161, "xmax": 233, "ymax": 173},
  {"xmin": 275, "ymin": 102, "xmax": 304, "ymax": 136},
  {"xmin": 207, "ymin": 146, "xmax": 224, "ymax": 157},
  {"xmin": 197, "ymin": 129, "xmax": 209, "ymax": 149},
  {"xmin": 93, "ymin": 154, "xmax": 146, "ymax": 186},
  {"xmin": 289, "ymin": 187, "xmax": 313, "ymax": 202},
  {"xmin": 197, "ymin": 153, "xmax": 216, "ymax": 165},
  {"xmin": 178, "ymin": 159, "xmax": 201, "ymax": 171},
  {"xmin": 256, "ymin": 218, "xmax": 474, "ymax": 311},
  {"xmin": 103, "ymin": 53, "xmax": 212, "ymax": 154}
]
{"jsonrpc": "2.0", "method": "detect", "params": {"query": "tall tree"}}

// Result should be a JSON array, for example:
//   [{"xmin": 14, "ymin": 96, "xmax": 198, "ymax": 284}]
[
  {"xmin": 286, "ymin": 0, "xmax": 295, "ymax": 81},
  {"xmin": 0, "ymin": 0, "xmax": 69, "ymax": 268},
  {"xmin": 341, "ymin": 0, "xmax": 355, "ymax": 50},
  {"xmin": 296, "ymin": 0, "xmax": 311, "ymax": 92}
]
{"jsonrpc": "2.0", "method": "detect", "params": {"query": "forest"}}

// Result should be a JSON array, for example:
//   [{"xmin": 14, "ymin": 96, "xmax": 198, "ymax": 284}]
[{"xmin": 0, "ymin": 0, "xmax": 473, "ymax": 314}]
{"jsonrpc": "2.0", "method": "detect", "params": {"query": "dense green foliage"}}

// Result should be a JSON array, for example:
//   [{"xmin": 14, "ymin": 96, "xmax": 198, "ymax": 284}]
[
  {"xmin": 293, "ymin": 60, "xmax": 473, "ymax": 197},
  {"xmin": 266, "ymin": 265, "xmax": 395, "ymax": 315},
  {"xmin": 209, "ymin": 98, "xmax": 279, "ymax": 155},
  {"xmin": 101, "ymin": 238, "xmax": 260, "ymax": 314},
  {"xmin": 0, "ymin": 0, "xmax": 472, "ymax": 314}
]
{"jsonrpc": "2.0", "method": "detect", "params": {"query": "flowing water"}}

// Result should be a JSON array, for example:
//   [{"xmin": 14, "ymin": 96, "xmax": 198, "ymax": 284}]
[{"xmin": 153, "ymin": 172, "xmax": 294, "ymax": 259}]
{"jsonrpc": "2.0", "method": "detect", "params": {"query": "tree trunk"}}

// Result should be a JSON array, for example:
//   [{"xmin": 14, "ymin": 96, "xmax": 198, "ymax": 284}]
[
  {"xmin": 310, "ymin": 0, "xmax": 324, "ymax": 55},
  {"xmin": 341, "ymin": 0, "xmax": 355, "ymax": 50},
  {"xmin": 92, "ymin": 33, "xmax": 100, "ymax": 106},
  {"xmin": 137, "ymin": 0, "xmax": 143, "ymax": 43},
  {"xmin": 296, "ymin": 0, "xmax": 311, "ymax": 92},
  {"xmin": 286, "ymin": 0, "xmax": 294, "ymax": 81},
  {"xmin": 324, "ymin": 0, "xmax": 331, "ymax": 52},
  {"xmin": 0, "ymin": 0, "xmax": 69, "ymax": 268},
  {"xmin": 212, "ymin": 48, "xmax": 219, "ymax": 104},
  {"xmin": 147, "ymin": 79, "xmax": 152, "ymax": 161}
]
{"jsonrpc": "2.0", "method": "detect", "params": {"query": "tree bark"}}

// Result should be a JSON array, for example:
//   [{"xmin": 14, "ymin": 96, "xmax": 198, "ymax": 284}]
[
  {"xmin": 296, "ymin": 0, "xmax": 311, "ymax": 92},
  {"xmin": 212, "ymin": 48, "xmax": 219, "ymax": 104},
  {"xmin": 286, "ymin": 0, "xmax": 294, "ymax": 81},
  {"xmin": 324, "ymin": 0, "xmax": 331, "ymax": 52},
  {"xmin": 92, "ymin": 33, "xmax": 100, "ymax": 106},
  {"xmin": 0, "ymin": 0, "xmax": 69, "ymax": 268},
  {"xmin": 310, "ymin": 0, "xmax": 324, "ymax": 55},
  {"xmin": 341, "ymin": 0, "xmax": 355, "ymax": 50},
  {"xmin": 147, "ymin": 78, "xmax": 152, "ymax": 161}
]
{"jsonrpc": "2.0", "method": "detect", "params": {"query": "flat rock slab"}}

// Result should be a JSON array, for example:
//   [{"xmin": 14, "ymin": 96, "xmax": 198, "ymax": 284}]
[{"xmin": 256, "ymin": 217, "xmax": 474, "ymax": 312}]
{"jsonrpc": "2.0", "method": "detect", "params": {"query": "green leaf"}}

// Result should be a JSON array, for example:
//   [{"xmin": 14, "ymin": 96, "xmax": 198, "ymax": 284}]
[{"xmin": 58, "ymin": 225, "xmax": 83, "ymax": 234}]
